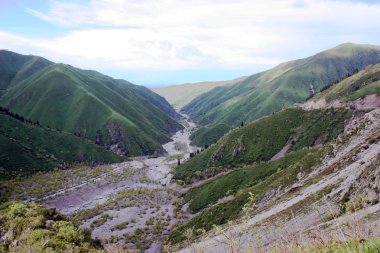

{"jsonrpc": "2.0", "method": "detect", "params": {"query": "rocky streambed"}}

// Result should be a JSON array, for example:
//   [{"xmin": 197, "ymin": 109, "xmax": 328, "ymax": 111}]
[{"xmin": 42, "ymin": 114, "xmax": 197, "ymax": 252}]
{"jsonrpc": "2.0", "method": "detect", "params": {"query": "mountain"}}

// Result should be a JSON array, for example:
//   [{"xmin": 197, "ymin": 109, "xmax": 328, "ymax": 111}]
[
  {"xmin": 0, "ymin": 50, "xmax": 182, "ymax": 156},
  {"xmin": 0, "ymin": 109, "xmax": 123, "ymax": 180},
  {"xmin": 151, "ymin": 77, "xmax": 246, "ymax": 110},
  {"xmin": 169, "ymin": 68, "xmax": 380, "ymax": 251},
  {"xmin": 182, "ymin": 43, "xmax": 380, "ymax": 127},
  {"xmin": 0, "ymin": 50, "xmax": 53, "ymax": 96}
]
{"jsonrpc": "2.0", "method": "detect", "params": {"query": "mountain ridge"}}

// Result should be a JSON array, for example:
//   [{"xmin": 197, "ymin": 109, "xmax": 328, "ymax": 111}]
[
  {"xmin": 0, "ymin": 50, "xmax": 182, "ymax": 157},
  {"xmin": 182, "ymin": 43, "xmax": 380, "ymax": 127}
]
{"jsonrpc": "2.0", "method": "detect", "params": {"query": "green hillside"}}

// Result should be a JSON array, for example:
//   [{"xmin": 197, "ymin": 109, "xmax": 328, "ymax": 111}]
[
  {"xmin": 182, "ymin": 43, "xmax": 380, "ymax": 127},
  {"xmin": 171, "ymin": 61, "xmax": 380, "ymax": 245},
  {"xmin": 311, "ymin": 63, "xmax": 380, "ymax": 102},
  {"xmin": 0, "ymin": 50, "xmax": 53, "ymax": 92},
  {"xmin": 0, "ymin": 111, "xmax": 123, "ymax": 180},
  {"xmin": 170, "ymin": 147, "xmax": 327, "ymax": 244},
  {"xmin": 175, "ymin": 108, "xmax": 351, "ymax": 182},
  {"xmin": 0, "ymin": 51, "xmax": 182, "ymax": 156},
  {"xmin": 190, "ymin": 123, "xmax": 231, "ymax": 147},
  {"xmin": 151, "ymin": 77, "xmax": 245, "ymax": 110}
]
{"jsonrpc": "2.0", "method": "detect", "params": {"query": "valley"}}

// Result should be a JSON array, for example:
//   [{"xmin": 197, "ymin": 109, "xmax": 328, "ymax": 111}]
[
  {"xmin": 3, "ymin": 114, "xmax": 199, "ymax": 252},
  {"xmin": 1, "ymin": 43, "xmax": 380, "ymax": 253}
]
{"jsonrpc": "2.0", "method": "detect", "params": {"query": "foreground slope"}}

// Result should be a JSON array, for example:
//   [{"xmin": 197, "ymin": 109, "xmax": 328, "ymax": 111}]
[
  {"xmin": 0, "ymin": 202, "xmax": 104, "ymax": 252},
  {"xmin": 182, "ymin": 43, "xmax": 380, "ymax": 126},
  {"xmin": 173, "ymin": 107, "xmax": 380, "ymax": 252},
  {"xmin": 170, "ymin": 68, "xmax": 380, "ymax": 252},
  {"xmin": 152, "ymin": 77, "xmax": 245, "ymax": 110},
  {"xmin": 0, "ymin": 51, "xmax": 182, "ymax": 156},
  {"xmin": 0, "ymin": 110, "xmax": 123, "ymax": 180}
]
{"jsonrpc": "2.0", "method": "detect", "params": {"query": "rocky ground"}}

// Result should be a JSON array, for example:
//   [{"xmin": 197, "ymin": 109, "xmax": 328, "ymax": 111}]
[{"xmin": 39, "ymin": 114, "xmax": 198, "ymax": 252}]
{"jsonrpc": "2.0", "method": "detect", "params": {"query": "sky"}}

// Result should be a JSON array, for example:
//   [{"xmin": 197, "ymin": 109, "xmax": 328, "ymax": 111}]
[{"xmin": 0, "ymin": 0, "xmax": 380, "ymax": 87}]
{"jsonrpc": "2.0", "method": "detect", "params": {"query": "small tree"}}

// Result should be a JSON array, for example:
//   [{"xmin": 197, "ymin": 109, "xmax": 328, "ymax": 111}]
[
  {"xmin": 177, "ymin": 158, "xmax": 181, "ymax": 166},
  {"xmin": 240, "ymin": 121, "xmax": 244, "ymax": 127}
]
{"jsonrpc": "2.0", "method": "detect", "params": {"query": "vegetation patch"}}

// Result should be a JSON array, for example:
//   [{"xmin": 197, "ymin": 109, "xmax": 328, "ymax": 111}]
[
  {"xmin": 175, "ymin": 108, "xmax": 350, "ymax": 181},
  {"xmin": 170, "ymin": 147, "xmax": 327, "ymax": 244},
  {"xmin": 190, "ymin": 123, "xmax": 231, "ymax": 147},
  {"xmin": 0, "ymin": 112, "xmax": 124, "ymax": 180},
  {"xmin": 0, "ymin": 202, "xmax": 102, "ymax": 252}
]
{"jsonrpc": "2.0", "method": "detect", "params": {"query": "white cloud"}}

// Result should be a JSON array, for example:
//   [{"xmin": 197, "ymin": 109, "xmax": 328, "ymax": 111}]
[{"xmin": 2, "ymin": 0, "xmax": 380, "ymax": 72}]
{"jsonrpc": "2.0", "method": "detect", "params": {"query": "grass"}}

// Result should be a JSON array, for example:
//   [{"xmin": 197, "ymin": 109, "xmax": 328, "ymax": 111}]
[
  {"xmin": 111, "ymin": 221, "xmax": 129, "ymax": 231},
  {"xmin": 0, "ymin": 202, "xmax": 103, "ymax": 252},
  {"xmin": 312, "ymin": 63, "xmax": 380, "ymax": 102},
  {"xmin": 184, "ymin": 148, "xmax": 326, "ymax": 212},
  {"xmin": 170, "ymin": 147, "xmax": 328, "ymax": 244},
  {"xmin": 0, "ymin": 50, "xmax": 53, "ymax": 90},
  {"xmin": 182, "ymin": 43, "xmax": 380, "ymax": 127},
  {"xmin": 175, "ymin": 108, "xmax": 351, "ymax": 181},
  {"xmin": 165, "ymin": 154, "xmax": 183, "ymax": 162},
  {"xmin": 0, "ymin": 112, "xmax": 124, "ymax": 181},
  {"xmin": 190, "ymin": 123, "xmax": 231, "ymax": 147},
  {"xmin": 0, "ymin": 53, "xmax": 182, "ymax": 156}
]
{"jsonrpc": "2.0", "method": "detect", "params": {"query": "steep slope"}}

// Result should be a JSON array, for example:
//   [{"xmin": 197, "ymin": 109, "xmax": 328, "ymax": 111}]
[
  {"xmin": 306, "ymin": 64, "xmax": 380, "ymax": 104},
  {"xmin": 175, "ymin": 108, "xmax": 351, "ymax": 182},
  {"xmin": 0, "ymin": 52, "xmax": 182, "ymax": 156},
  {"xmin": 182, "ymin": 43, "xmax": 380, "ymax": 126},
  {"xmin": 190, "ymin": 123, "xmax": 231, "ymax": 147},
  {"xmin": 169, "ymin": 70, "xmax": 380, "ymax": 251},
  {"xmin": 171, "ymin": 108, "xmax": 380, "ymax": 252},
  {"xmin": 151, "ymin": 77, "xmax": 246, "ymax": 110},
  {"xmin": 0, "ymin": 50, "xmax": 53, "ymax": 95},
  {"xmin": 0, "ymin": 110, "xmax": 123, "ymax": 180}
]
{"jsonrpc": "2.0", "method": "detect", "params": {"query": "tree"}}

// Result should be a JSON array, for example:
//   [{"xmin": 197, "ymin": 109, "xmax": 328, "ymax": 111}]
[{"xmin": 177, "ymin": 158, "xmax": 181, "ymax": 166}]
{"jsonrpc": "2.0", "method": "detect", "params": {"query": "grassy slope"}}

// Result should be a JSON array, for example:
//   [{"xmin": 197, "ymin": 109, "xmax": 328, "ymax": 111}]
[
  {"xmin": 182, "ymin": 43, "xmax": 380, "ymax": 126},
  {"xmin": 312, "ymin": 63, "xmax": 380, "ymax": 102},
  {"xmin": 0, "ymin": 60, "xmax": 182, "ymax": 156},
  {"xmin": 0, "ymin": 50, "xmax": 53, "ymax": 91},
  {"xmin": 151, "ymin": 77, "xmax": 246, "ymax": 110},
  {"xmin": 0, "ymin": 112, "xmax": 124, "ymax": 180},
  {"xmin": 190, "ymin": 124, "xmax": 231, "ymax": 147},
  {"xmin": 170, "ymin": 147, "xmax": 327, "ymax": 243},
  {"xmin": 175, "ymin": 108, "xmax": 351, "ymax": 181}
]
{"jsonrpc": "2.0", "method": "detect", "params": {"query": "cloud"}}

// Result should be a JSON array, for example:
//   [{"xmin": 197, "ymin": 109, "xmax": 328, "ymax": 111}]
[{"xmin": 2, "ymin": 0, "xmax": 380, "ymax": 73}]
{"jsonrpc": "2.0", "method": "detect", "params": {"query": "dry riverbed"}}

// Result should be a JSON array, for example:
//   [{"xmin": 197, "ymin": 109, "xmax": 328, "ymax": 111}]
[{"xmin": 11, "ymin": 115, "xmax": 198, "ymax": 252}]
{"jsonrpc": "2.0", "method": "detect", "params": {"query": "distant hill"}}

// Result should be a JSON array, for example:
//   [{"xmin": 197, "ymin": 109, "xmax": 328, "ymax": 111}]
[
  {"xmin": 151, "ymin": 77, "xmax": 246, "ymax": 110},
  {"xmin": 182, "ymin": 43, "xmax": 380, "ymax": 127},
  {"xmin": 0, "ymin": 110, "xmax": 123, "ymax": 180},
  {"xmin": 0, "ymin": 50, "xmax": 182, "ymax": 156}
]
